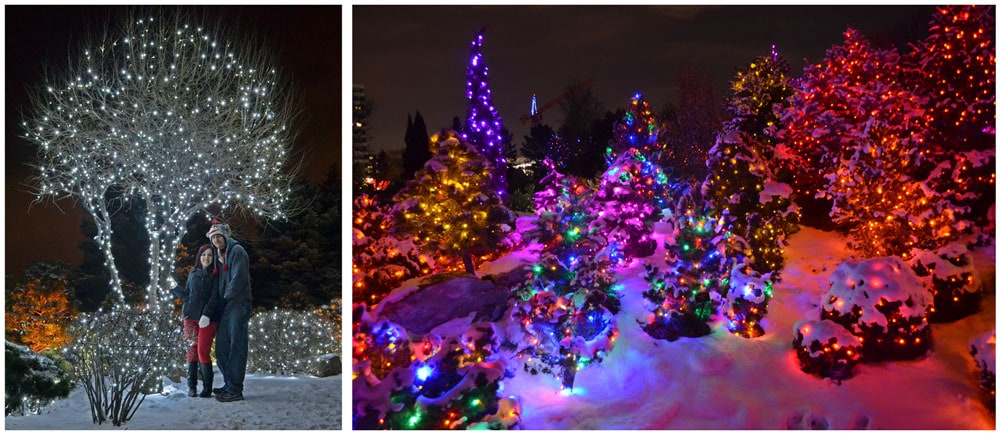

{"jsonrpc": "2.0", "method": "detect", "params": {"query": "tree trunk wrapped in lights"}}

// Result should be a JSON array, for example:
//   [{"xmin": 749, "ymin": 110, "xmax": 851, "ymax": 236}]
[
  {"xmin": 821, "ymin": 257, "xmax": 932, "ymax": 362},
  {"xmin": 22, "ymin": 11, "xmax": 299, "ymax": 310},
  {"xmin": 792, "ymin": 319, "xmax": 863, "ymax": 382},
  {"xmin": 908, "ymin": 243, "xmax": 983, "ymax": 322},
  {"xmin": 969, "ymin": 328, "xmax": 996, "ymax": 412},
  {"xmin": 353, "ymin": 321, "xmax": 520, "ymax": 430},
  {"xmin": 392, "ymin": 129, "xmax": 514, "ymax": 275},
  {"xmin": 725, "ymin": 263, "xmax": 773, "ymax": 338}
]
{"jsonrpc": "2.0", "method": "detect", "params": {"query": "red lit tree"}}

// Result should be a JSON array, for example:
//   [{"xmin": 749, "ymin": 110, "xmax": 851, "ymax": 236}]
[
  {"xmin": 905, "ymin": 5, "xmax": 996, "ymax": 233},
  {"xmin": 5, "ymin": 262, "xmax": 78, "ymax": 352},
  {"xmin": 779, "ymin": 28, "xmax": 927, "ymax": 227}
]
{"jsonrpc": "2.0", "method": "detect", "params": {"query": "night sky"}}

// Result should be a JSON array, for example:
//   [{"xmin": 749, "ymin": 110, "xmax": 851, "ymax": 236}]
[
  {"xmin": 5, "ymin": 5, "xmax": 342, "ymax": 277},
  {"xmin": 354, "ymin": 5, "xmax": 935, "ymax": 153}
]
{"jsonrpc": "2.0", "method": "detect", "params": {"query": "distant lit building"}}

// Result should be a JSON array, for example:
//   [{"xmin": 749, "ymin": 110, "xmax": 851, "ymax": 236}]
[{"xmin": 353, "ymin": 84, "xmax": 374, "ymax": 189}]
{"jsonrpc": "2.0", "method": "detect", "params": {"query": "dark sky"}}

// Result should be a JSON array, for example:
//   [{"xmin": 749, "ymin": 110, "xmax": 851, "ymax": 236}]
[
  {"xmin": 354, "ymin": 5, "xmax": 935, "ymax": 153},
  {"xmin": 5, "ymin": 5, "xmax": 342, "ymax": 277}
]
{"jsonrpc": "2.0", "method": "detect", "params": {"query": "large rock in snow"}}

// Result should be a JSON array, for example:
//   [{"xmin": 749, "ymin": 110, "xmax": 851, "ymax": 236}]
[{"xmin": 374, "ymin": 268, "xmax": 525, "ymax": 335}]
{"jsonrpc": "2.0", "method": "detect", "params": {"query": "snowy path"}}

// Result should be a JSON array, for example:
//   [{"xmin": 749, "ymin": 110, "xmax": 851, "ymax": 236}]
[{"xmin": 5, "ymin": 373, "xmax": 342, "ymax": 430}]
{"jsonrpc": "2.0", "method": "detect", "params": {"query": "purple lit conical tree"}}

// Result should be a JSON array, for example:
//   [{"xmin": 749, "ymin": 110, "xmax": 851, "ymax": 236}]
[{"xmin": 463, "ymin": 28, "xmax": 508, "ymax": 203}]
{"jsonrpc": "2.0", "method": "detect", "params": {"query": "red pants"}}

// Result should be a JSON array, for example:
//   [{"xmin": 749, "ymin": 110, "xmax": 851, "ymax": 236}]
[{"xmin": 183, "ymin": 319, "xmax": 219, "ymax": 364}]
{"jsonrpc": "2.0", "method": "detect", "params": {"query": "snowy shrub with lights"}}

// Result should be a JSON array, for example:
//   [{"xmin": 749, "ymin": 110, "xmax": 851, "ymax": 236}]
[
  {"xmin": 725, "ymin": 263, "xmax": 774, "ymax": 338},
  {"xmin": 821, "ymin": 257, "xmax": 932, "ymax": 362},
  {"xmin": 641, "ymin": 188, "xmax": 730, "ymax": 341},
  {"xmin": 792, "ymin": 319, "xmax": 863, "ymax": 381},
  {"xmin": 907, "ymin": 243, "xmax": 982, "ymax": 322},
  {"xmin": 353, "ymin": 319, "xmax": 520, "ymax": 430},
  {"xmin": 62, "ymin": 307, "xmax": 185, "ymax": 426},
  {"xmin": 353, "ymin": 194, "xmax": 431, "ymax": 306},
  {"xmin": 353, "ymin": 315, "xmax": 414, "ymax": 381},
  {"xmin": 510, "ymin": 290, "xmax": 617, "ymax": 390},
  {"xmin": 5, "ymin": 341, "xmax": 73, "ymax": 416},
  {"xmin": 592, "ymin": 148, "xmax": 671, "ymax": 265},
  {"xmin": 391, "ymin": 129, "xmax": 515, "ymax": 275},
  {"xmin": 969, "ymin": 328, "xmax": 995, "ymax": 412},
  {"xmin": 247, "ymin": 308, "xmax": 339, "ymax": 375}
]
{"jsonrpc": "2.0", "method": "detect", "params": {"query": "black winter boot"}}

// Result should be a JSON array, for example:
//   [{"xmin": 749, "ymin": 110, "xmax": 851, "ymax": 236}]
[
  {"xmin": 199, "ymin": 363, "xmax": 214, "ymax": 398},
  {"xmin": 186, "ymin": 362, "xmax": 199, "ymax": 397}
]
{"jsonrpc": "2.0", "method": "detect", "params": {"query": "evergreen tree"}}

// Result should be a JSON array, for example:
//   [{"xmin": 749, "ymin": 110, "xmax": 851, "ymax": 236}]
[
  {"xmin": 462, "ymin": 29, "xmax": 508, "ymax": 202},
  {"xmin": 703, "ymin": 48, "xmax": 798, "ymax": 277},
  {"xmin": 607, "ymin": 93, "xmax": 667, "ymax": 165},
  {"xmin": 352, "ymin": 194, "xmax": 429, "ymax": 306},
  {"xmin": 5, "ymin": 262, "xmax": 79, "ymax": 352},
  {"xmin": 779, "ymin": 28, "xmax": 928, "ymax": 230},
  {"xmin": 642, "ymin": 187, "xmax": 729, "ymax": 341},
  {"xmin": 824, "ymin": 124, "xmax": 955, "ymax": 259},
  {"xmin": 392, "ymin": 129, "xmax": 514, "ymax": 274},
  {"xmin": 906, "ymin": 5, "xmax": 996, "ymax": 233},
  {"xmin": 402, "ymin": 111, "xmax": 432, "ymax": 182},
  {"xmin": 663, "ymin": 66, "xmax": 719, "ymax": 181}
]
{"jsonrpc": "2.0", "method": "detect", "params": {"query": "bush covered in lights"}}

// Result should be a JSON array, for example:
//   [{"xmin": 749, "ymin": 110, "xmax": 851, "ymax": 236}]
[
  {"xmin": 247, "ymin": 308, "xmax": 340, "ymax": 376},
  {"xmin": 969, "ymin": 328, "xmax": 995, "ymax": 412},
  {"xmin": 353, "ymin": 317, "xmax": 520, "ymax": 430},
  {"xmin": 5, "ymin": 341, "xmax": 73, "ymax": 416},
  {"xmin": 908, "ymin": 244, "xmax": 983, "ymax": 323},
  {"xmin": 63, "ymin": 307, "xmax": 185, "ymax": 426},
  {"xmin": 510, "ymin": 290, "xmax": 618, "ymax": 390},
  {"xmin": 725, "ymin": 263, "xmax": 773, "ymax": 338},
  {"xmin": 821, "ymin": 257, "xmax": 932, "ymax": 362},
  {"xmin": 792, "ymin": 319, "xmax": 863, "ymax": 382},
  {"xmin": 353, "ymin": 194, "xmax": 432, "ymax": 306}
]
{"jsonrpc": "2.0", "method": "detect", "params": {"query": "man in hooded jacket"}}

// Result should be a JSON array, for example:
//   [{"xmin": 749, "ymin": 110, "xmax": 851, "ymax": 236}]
[{"xmin": 206, "ymin": 221, "xmax": 252, "ymax": 402}]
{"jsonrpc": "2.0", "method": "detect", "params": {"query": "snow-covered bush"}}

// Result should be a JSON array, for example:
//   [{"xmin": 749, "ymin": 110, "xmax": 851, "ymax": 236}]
[
  {"xmin": 821, "ymin": 257, "xmax": 932, "ymax": 362},
  {"xmin": 641, "ymin": 264, "xmax": 714, "ymax": 341},
  {"xmin": 353, "ymin": 321, "xmax": 520, "ymax": 429},
  {"xmin": 352, "ymin": 316, "xmax": 413, "ymax": 381},
  {"xmin": 969, "ymin": 329, "xmax": 995, "ymax": 412},
  {"xmin": 725, "ymin": 263, "xmax": 774, "ymax": 338},
  {"xmin": 908, "ymin": 243, "xmax": 983, "ymax": 322},
  {"xmin": 63, "ymin": 307, "xmax": 185, "ymax": 426},
  {"xmin": 247, "ymin": 309, "xmax": 339, "ymax": 375},
  {"xmin": 510, "ymin": 290, "xmax": 617, "ymax": 390},
  {"xmin": 353, "ymin": 194, "xmax": 432, "ymax": 306},
  {"xmin": 792, "ymin": 320, "xmax": 863, "ymax": 381},
  {"xmin": 5, "ymin": 341, "xmax": 73, "ymax": 416}
]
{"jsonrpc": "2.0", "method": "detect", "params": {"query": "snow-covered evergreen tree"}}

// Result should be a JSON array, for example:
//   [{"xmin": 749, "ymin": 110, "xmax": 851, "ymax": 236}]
[
  {"xmin": 391, "ymin": 129, "xmax": 514, "ymax": 274},
  {"xmin": 353, "ymin": 194, "xmax": 429, "ymax": 306},
  {"xmin": 462, "ymin": 28, "xmax": 508, "ymax": 203}
]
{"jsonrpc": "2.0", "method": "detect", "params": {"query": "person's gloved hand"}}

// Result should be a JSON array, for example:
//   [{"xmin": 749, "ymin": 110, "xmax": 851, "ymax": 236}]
[{"xmin": 199, "ymin": 315, "xmax": 210, "ymax": 328}]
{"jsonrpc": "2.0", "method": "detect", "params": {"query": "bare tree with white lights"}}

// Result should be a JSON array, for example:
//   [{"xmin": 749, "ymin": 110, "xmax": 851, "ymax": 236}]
[{"xmin": 23, "ymin": 12, "xmax": 299, "ymax": 311}]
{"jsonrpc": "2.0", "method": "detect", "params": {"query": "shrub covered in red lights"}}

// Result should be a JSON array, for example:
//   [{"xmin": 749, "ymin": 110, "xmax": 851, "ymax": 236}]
[
  {"xmin": 792, "ymin": 319, "xmax": 863, "ymax": 381},
  {"xmin": 821, "ymin": 257, "xmax": 932, "ymax": 362},
  {"xmin": 908, "ymin": 244, "xmax": 983, "ymax": 323}
]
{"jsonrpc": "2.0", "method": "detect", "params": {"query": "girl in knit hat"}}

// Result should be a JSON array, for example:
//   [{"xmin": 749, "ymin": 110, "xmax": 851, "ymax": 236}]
[{"xmin": 171, "ymin": 244, "xmax": 223, "ymax": 397}]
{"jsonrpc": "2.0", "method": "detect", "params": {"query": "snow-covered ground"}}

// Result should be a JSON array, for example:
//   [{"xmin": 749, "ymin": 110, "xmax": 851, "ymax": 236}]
[
  {"xmin": 5, "ymin": 371, "xmax": 342, "ymax": 430},
  {"xmin": 469, "ymin": 224, "xmax": 996, "ymax": 429}
]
